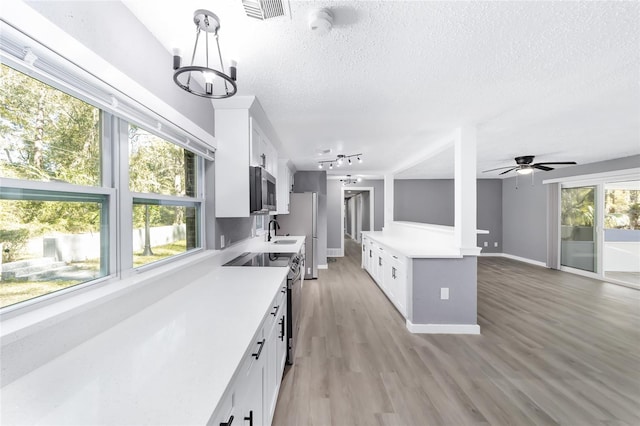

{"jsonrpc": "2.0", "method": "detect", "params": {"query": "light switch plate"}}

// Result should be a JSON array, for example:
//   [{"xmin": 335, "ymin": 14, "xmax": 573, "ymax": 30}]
[{"xmin": 440, "ymin": 288, "xmax": 449, "ymax": 300}]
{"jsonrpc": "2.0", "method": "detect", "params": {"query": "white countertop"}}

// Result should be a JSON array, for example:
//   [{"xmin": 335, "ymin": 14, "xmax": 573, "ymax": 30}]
[
  {"xmin": 246, "ymin": 235, "xmax": 305, "ymax": 254},
  {"xmin": 0, "ymin": 265, "xmax": 289, "ymax": 425},
  {"xmin": 363, "ymin": 231, "xmax": 464, "ymax": 258}
]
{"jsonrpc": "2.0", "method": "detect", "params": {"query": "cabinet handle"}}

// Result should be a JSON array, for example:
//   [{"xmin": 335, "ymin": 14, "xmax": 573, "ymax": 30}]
[
  {"xmin": 244, "ymin": 410, "xmax": 253, "ymax": 426},
  {"xmin": 281, "ymin": 286, "xmax": 286, "ymax": 294},
  {"xmin": 279, "ymin": 316, "xmax": 285, "ymax": 341},
  {"xmin": 271, "ymin": 305, "xmax": 279, "ymax": 316},
  {"xmin": 393, "ymin": 255, "xmax": 398, "ymax": 259},
  {"xmin": 378, "ymin": 257, "xmax": 382, "ymax": 266},
  {"xmin": 220, "ymin": 415, "xmax": 234, "ymax": 426},
  {"xmin": 252, "ymin": 339, "xmax": 265, "ymax": 360},
  {"xmin": 392, "ymin": 267, "xmax": 396, "ymax": 279},
  {"xmin": 369, "ymin": 250, "xmax": 372, "ymax": 258}
]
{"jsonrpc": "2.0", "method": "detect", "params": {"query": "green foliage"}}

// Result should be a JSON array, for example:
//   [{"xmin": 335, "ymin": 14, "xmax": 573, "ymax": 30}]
[
  {"xmin": 605, "ymin": 188, "xmax": 640, "ymax": 230},
  {"xmin": 561, "ymin": 187, "xmax": 595, "ymax": 227},
  {"xmin": 0, "ymin": 64, "xmax": 100, "ymax": 185},
  {"xmin": 0, "ymin": 228, "xmax": 30, "ymax": 262}
]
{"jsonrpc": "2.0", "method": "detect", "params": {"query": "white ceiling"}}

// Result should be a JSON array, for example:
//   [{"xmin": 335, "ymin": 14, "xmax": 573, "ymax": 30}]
[{"xmin": 123, "ymin": 0, "xmax": 640, "ymax": 179}]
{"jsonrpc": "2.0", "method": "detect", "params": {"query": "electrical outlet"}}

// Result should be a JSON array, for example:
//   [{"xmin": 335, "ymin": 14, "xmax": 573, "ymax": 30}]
[
  {"xmin": 220, "ymin": 235, "xmax": 225, "ymax": 248},
  {"xmin": 494, "ymin": 242, "xmax": 498, "ymax": 247},
  {"xmin": 483, "ymin": 241, "xmax": 488, "ymax": 247},
  {"xmin": 440, "ymin": 288, "xmax": 449, "ymax": 300}
]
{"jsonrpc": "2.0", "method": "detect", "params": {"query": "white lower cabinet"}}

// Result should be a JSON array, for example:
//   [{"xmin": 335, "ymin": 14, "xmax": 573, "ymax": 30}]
[
  {"xmin": 362, "ymin": 237, "xmax": 408, "ymax": 317},
  {"xmin": 209, "ymin": 281, "xmax": 287, "ymax": 426}
]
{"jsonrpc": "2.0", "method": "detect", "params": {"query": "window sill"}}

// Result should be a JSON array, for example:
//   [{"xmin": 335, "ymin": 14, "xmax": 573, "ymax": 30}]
[{"xmin": 0, "ymin": 250, "xmax": 219, "ymax": 345}]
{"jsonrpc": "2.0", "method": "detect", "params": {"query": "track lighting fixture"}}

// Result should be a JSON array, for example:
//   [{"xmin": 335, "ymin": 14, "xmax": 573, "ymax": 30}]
[
  {"xmin": 318, "ymin": 153, "xmax": 362, "ymax": 169},
  {"xmin": 340, "ymin": 175, "xmax": 362, "ymax": 185}
]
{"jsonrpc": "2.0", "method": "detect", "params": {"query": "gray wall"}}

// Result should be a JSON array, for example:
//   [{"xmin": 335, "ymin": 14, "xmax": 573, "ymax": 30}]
[
  {"xmin": 27, "ymin": 1, "xmax": 215, "ymax": 135},
  {"xmin": 361, "ymin": 192, "xmax": 371, "ymax": 232},
  {"xmin": 327, "ymin": 179, "xmax": 385, "ymax": 250},
  {"xmin": 412, "ymin": 257, "xmax": 477, "ymax": 325},
  {"xmin": 394, "ymin": 180, "xmax": 454, "ymax": 225},
  {"xmin": 292, "ymin": 171, "xmax": 327, "ymax": 266},
  {"xmin": 502, "ymin": 154, "xmax": 640, "ymax": 263},
  {"xmin": 394, "ymin": 179, "xmax": 503, "ymax": 253}
]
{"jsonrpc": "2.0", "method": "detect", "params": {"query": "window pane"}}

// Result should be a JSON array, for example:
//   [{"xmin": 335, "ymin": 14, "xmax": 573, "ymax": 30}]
[
  {"xmin": 0, "ymin": 64, "xmax": 101, "ymax": 186},
  {"xmin": 132, "ymin": 203, "xmax": 199, "ymax": 267},
  {"xmin": 0, "ymin": 198, "xmax": 107, "ymax": 308},
  {"xmin": 128, "ymin": 126, "xmax": 197, "ymax": 196},
  {"xmin": 561, "ymin": 186, "xmax": 596, "ymax": 272}
]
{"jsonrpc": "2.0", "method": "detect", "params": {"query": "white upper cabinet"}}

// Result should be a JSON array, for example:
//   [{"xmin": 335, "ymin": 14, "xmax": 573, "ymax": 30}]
[
  {"xmin": 213, "ymin": 97, "xmax": 285, "ymax": 218},
  {"xmin": 277, "ymin": 159, "xmax": 294, "ymax": 215}
]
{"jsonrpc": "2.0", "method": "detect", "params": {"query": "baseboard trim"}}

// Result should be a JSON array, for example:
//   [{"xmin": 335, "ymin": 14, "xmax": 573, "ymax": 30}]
[
  {"xmin": 327, "ymin": 248, "xmax": 344, "ymax": 257},
  {"xmin": 406, "ymin": 321, "xmax": 480, "ymax": 335},
  {"xmin": 480, "ymin": 252, "xmax": 547, "ymax": 268},
  {"xmin": 318, "ymin": 264, "xmax": 328, "ymax": 270}
]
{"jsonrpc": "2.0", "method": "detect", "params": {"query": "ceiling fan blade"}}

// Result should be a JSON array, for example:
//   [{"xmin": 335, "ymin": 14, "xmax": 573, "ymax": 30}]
[
  {"xmin": 482, "ymin": 166, "xmax": 518, "ymax": 173},
  {"xmin": 533, "ymin": 161, "xmax": 577, "ymax": 166},
  {"xmin": 499, "ymin": 167, "xmax": 518, "ymax": 175},
  {"xmin": 533, "ymin": 165, "xmax": 553, "ymax": 171}
]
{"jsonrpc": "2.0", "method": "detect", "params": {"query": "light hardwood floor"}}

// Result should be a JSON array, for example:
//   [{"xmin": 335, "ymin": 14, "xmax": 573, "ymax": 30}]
[{"xmin": 273, "ymin": 238, "xmax": 640, "ymax": 426}]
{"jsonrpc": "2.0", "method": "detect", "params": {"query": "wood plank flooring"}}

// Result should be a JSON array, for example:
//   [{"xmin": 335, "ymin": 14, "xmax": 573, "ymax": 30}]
[{"xmin": 273, "ymin": 238, "xmax": 640, "ymax": 426}]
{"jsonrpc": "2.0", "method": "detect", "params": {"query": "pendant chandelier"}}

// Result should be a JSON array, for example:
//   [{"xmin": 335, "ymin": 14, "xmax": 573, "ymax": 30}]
[
  {"xmin": 318, "ymin": 153, "xmax": 362, "ymax": 169},
  {"xmin": 173, "ymin": 10, "xmax": 237, "ymax": 99}
]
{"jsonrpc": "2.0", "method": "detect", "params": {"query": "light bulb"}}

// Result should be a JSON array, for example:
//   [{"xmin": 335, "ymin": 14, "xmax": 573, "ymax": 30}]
[
  {"xmin": 338, "ymin": 157, "xmax": 343, "ymax": 165},
  {"xmin": 318, "ymin": 163, "xmax": 323, "ymax": 169},
  {"xmin": 329, "ymin": 163, "xmax": 333, "ymax": 169},
  {"xmin": 348, "ymin": 158, "xmax": 352, "ymax": 165},
  {"xmin": 517, "ymin": 167, "xmax": 533, "ymax": 175},
  {"xmin": 357, "ymin": 177, "xmax": 362, "ymax": 182},
  {"xmin": 203, "ymin": 71, "xmax": 216, "ymax": 84},
  {"xmin": 358, "ymin": 156, "xmax": 362, "ymax": 163}
]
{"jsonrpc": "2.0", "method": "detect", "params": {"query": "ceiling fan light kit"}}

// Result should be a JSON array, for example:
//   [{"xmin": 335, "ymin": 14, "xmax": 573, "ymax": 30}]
[
  {"xmin": 318, "ymin": 153, "xmax": 363, "ymax": 169},
  {"xmin": 173, "ymin": 10, "xmax": 237, "ymax": 99},
  {"xmin": 483, "ymin": 155, "xmax": 577, "ymax": 176}
]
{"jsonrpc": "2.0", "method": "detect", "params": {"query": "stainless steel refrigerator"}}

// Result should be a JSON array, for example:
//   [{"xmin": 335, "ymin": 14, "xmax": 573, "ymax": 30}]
[{"xmin": 277, "ymin": 192, "xmax": 318, "ymax": 279}]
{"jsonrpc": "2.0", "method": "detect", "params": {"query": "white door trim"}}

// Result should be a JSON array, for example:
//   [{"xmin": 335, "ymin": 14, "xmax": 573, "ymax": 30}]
[{"xmin": 340, "ymin": 186, "xmax": 374, "ymax": 257}]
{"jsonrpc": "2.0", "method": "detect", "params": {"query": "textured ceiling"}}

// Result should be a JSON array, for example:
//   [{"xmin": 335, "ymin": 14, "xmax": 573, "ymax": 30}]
[{"xmin": 123, "ymin": 0, "xmax": 640, "ymax": 178}]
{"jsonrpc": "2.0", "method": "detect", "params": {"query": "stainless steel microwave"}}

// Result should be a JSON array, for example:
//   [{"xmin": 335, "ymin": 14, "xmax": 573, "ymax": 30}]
[{"xmin": 250, "ymin": 166, "xmax": 277, "ymax": 213}]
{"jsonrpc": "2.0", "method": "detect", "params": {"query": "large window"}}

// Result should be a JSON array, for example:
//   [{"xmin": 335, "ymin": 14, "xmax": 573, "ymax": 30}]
[{"xmin": 0, "ymin": 64, "xmax": 205, "ymax": 309}]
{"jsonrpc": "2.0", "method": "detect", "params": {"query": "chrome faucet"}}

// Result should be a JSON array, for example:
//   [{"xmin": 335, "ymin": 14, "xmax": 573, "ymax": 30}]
[{"xmin": 267, "ymin": 219, "xmax": 280, "ymax": 242}]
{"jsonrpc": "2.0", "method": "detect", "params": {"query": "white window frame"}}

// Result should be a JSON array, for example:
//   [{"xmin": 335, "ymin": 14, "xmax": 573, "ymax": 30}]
[{"xmin": 0, "ymin": 27, "xmax": 212, "ymax": 312}]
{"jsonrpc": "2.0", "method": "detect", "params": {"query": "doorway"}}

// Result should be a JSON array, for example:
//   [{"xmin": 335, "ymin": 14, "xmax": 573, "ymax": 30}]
[
  {"xmin": 560, "ymin": 179, "xmax": 640, "ymax": 289},
  {"xmin": 340, "ymin": 186, "xmax": 374, "ymax": 257}
]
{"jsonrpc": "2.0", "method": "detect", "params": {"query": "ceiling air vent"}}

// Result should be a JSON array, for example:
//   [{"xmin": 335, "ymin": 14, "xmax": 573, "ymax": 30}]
[{"xmin": 242, "ymin": 0, "xmax": 288, "ymax": 20}]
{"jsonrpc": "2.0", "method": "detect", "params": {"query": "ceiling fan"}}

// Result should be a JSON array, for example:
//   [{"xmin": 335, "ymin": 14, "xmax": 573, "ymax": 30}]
[{"xmin": 483, "ymin": 155, "xmax": 577, "ymax": 175}]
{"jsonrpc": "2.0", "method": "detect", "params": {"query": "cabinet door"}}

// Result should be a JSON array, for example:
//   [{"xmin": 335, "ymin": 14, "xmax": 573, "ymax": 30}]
[
  {"xmin": 265, "ymin": 291, "xmax": 285, "ymax": 424},
  {"xmin": 250, "ymin": 119, "xmax": 264, "ymax": 168},
  {"xmin": 275, "ymin": 291, "xmax": 288, "ymax": 384},
  {"xmin": 238, "ymin": 338, "xmax": 265, "ymax": 426}
]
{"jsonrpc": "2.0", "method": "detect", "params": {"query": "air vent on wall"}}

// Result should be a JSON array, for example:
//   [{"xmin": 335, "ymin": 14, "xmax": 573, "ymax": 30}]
[{"xmin": 242, "ymin": 0, "xmax": 288, "ymax": 20}]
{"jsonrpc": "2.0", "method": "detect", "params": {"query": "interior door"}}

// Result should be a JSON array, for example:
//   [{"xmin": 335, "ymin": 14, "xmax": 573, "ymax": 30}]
[{"xmin": 561, "ymin": 185, "xmax": 597, "ymax": 272}]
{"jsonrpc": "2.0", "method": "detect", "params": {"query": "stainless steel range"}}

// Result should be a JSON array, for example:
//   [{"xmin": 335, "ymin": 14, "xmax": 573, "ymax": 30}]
[{"xmin": 223, "ymin": 251, "xmax": 304, "ymax": 365}]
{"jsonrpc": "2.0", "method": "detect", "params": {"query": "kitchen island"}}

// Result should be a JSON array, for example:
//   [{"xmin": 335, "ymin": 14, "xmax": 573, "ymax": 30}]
[
  {"xmin": 1, "ymin": 235, "xmax": 306, "ymax": 425},
  {"xmin": 362, "ymin": 221, "xmax": 484, "ymax": 334}
]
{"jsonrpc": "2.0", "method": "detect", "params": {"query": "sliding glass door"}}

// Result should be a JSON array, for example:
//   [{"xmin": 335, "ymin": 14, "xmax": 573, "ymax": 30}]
[{"xmin": 561, "ymin": 186, "xmax": 597, "ymax": 272}]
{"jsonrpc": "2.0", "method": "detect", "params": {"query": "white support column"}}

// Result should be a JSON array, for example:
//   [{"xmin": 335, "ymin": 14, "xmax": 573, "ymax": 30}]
[
  {"xmin": 454, "ymin": 126, "xmax": 477, "ymax": 252},
  {"xmin": 384, "ymin": 173, "xmax": 394, "ymax": 230}
]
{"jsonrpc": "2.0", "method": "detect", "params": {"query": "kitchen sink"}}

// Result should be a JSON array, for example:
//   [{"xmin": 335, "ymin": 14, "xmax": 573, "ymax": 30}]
[{"xmin": 272, "ymin": 239, "xmax": 297, "ymax": 245}]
